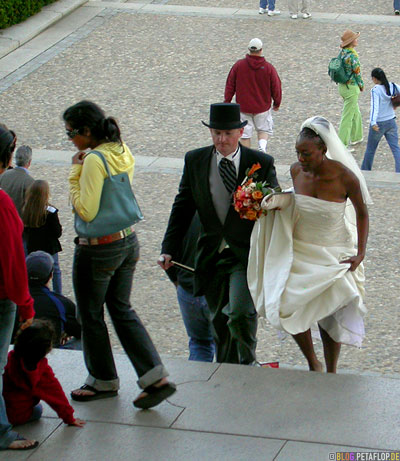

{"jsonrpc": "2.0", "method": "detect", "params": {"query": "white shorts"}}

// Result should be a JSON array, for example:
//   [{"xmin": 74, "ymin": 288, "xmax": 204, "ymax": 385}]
[{"xmin": 241, "ymin": 110, "xmax": 274, "ymax": 138}]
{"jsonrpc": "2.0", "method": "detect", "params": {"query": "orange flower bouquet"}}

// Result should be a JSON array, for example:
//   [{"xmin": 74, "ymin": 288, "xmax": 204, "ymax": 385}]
[{"xmin": 233, "ymin": 163, "xmax": 280, "ymax": 221}]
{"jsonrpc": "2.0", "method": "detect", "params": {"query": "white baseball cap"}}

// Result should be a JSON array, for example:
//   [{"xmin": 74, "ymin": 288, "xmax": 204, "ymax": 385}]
[{"xmin": 248, "ymin": 38, "xmax": 263, "ymax": 51}]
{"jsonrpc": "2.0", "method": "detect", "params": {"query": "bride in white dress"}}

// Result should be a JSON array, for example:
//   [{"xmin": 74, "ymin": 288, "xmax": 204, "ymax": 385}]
[{"xmin": 248, "ymin": 116, "xmax": 372, "ymax": 373}]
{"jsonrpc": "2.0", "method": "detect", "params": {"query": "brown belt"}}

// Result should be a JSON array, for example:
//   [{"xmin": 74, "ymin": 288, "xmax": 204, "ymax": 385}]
[{"xmin": 78, "ymin": 226, "xmax": 135, "ymax": 246}]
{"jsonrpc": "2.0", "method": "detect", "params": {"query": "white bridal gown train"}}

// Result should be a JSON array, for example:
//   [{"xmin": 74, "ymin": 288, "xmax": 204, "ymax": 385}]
[{"xmin": 247, "ymin": 193, "xmax": 367, "ymax": 347}]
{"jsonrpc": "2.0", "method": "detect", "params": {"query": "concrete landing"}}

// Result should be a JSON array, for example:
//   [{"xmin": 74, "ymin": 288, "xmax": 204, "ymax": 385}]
[{"xmin": 4, "ymin": 349, "xmax": 400, "ymax": 460}]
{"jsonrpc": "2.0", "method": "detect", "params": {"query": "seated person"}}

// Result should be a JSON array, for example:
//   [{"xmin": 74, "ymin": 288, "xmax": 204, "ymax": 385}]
[
  {"xmin": 25, "ymin": 251, "xmax": 81, "ymax": 349},
  {"xmin": 3, "ymin": 320, "xmax": 85, "ymax": 428}
]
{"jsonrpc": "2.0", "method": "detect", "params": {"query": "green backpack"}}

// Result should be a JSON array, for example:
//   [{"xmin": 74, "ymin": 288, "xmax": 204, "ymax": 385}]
[{"xmin": 328, "ymin": 51, "xmax": 351, "ymax": 84}]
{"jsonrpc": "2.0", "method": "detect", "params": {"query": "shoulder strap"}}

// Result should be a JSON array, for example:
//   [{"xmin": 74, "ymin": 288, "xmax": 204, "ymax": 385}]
[
  {"xmin": 88, "ymin": 150, "xmax": 112, "ymax": 179},
  {"xmin": 393, "ymin": 83, "xmax": 398, "ymax": 96}
]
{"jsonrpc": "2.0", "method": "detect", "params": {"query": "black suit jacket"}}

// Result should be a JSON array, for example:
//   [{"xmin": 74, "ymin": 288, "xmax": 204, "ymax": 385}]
[{"xmin": 161, "ymin": 144, "xmax": 279, "ymax": 294}]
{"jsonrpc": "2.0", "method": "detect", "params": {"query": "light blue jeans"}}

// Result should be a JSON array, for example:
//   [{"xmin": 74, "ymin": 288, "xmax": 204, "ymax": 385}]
[
  {"xmin": 52, "ymin": 253, "xmax": 62, "ymax": 295},
  {"xmin": 361, "ymin": 118, "xmax": 400, "ymax": 173},
  {"xmin": 177, "ymin": 286, "xmax": 215, "ymax": 362},
  {"xmin": 394, "ymin": 0, "xmax": 400, "ymax": 10},
  {"xmin": 0, "ymin": 300, "xmax": 18, "ymax": 450},
  {"xmin": 260, "ymin": 0, "xmax": 276, "ymax": 11}
]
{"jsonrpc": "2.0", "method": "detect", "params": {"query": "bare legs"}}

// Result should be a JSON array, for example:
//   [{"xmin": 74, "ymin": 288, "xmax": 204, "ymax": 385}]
[
  {"xmin": 292, "ymin": 326, "xmax": 341, "ymax": 373},
  {"xmin": 318, "ymin": 325, "xmax": 341, "ymax": 373},
  {"xmin": 292, "ymin": 329, "xmax": 323, "ymax": 372},
  {"xmin": 240, "ymin": 133, "xmax": 269, "ymax": 152}
]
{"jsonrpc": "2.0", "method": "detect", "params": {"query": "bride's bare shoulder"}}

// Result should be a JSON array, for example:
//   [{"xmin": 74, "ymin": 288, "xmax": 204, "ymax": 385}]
[{"xmin": 290, "ymin": 162, "xmax": 302, "ymax": 177}]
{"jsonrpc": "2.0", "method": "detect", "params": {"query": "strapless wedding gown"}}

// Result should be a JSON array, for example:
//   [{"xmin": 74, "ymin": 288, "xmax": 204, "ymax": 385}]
[{"xmin": 247, "ymin": 193, "xmax": 367, "ymax": 347}]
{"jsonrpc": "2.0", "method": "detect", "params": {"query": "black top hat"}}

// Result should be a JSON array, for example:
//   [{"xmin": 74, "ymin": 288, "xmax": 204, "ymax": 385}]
[{"xmin": 202, "ymin": 103, "xmax": 247, "ymax": 130}]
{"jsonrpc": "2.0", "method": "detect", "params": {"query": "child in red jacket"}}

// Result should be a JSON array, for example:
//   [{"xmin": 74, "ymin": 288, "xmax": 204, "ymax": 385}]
[{"xmin": 3, "ymin": 320, "xmax": 85, "ymax": 427}]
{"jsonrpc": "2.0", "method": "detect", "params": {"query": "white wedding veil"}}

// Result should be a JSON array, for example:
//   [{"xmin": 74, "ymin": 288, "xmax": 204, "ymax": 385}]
[{"xmin": 301, "ymin": 116, "xmax": 373, "ymax": 205}]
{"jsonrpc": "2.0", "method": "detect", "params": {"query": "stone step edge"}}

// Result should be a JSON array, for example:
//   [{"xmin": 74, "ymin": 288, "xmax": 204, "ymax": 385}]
[
  {"xmin": 31, "ymin": 148, "xmax": 400, "ymax": 185},
  {"xmin": 0, "ymin": 0, "xmax": 88, "ymax": 59}
]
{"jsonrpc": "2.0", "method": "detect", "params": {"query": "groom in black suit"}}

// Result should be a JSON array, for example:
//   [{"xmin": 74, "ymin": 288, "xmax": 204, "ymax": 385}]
[{"xmin": 159, "ymin": 103, "xmax": 278, "ymax": 364}]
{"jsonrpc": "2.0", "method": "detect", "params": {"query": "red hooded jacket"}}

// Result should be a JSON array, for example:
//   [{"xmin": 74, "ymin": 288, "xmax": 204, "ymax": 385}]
[
  {"xmin": 224, "ymin": 54, "xmax": 282, "ymax": 114},
  {"xmin": 0, "ymin": 190, "xmax": 34, "ymax": 319},
  {"xmin": 3, "ymin": 350, "xmax": 75, "ymax": 425}
]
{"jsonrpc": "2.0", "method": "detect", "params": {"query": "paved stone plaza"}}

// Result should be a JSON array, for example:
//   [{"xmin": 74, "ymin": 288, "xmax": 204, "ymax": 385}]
[
  {"xmin": 1, "ymin": 0, "xmax": 400, "ymax": 458},
  {"xmin": 1, "ymin": 0, "xmax": 400, "ymax": 375}
]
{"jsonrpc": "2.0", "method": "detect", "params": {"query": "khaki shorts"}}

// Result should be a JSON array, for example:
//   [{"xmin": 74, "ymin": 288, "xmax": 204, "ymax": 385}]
[{"xmin": 241, "ymin": 110, "xmax": 274, "ymax": 138}]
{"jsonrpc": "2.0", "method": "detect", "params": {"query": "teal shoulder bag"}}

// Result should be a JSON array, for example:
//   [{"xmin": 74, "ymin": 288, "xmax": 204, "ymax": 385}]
[{"xmin": 74, "ymin": 150, "xmax": 143, "ymax": 238}]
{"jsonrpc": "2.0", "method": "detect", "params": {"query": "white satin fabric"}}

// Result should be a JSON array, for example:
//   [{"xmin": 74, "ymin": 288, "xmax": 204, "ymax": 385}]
[{"xmin": 248, "ymin": 193, "xmax": 367, "ymax": 347}]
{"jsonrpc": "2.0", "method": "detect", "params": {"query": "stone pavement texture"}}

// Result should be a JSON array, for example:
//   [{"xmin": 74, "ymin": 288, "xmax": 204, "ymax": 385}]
[
  {"xmin": 3, "ymin": 349, "xmax": 400, "ymax": 460},
  {"xmin": 0, "ymin": 1, "xmax": 400, "ymax": 458}
]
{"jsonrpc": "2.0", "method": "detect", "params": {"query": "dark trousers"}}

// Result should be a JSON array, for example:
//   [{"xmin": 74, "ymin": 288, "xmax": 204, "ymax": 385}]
[
  {"xmin": 204, "ymin": 250, "xmax": 257, "ymax": 365},
  {"xmin": 73, "ymin": 232, "xmax": 167, "ymax": 391}
]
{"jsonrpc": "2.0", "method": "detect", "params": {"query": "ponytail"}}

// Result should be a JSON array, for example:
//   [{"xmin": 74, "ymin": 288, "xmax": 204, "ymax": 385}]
[
  {"xmin": 371, "ymin": 68, "xmax": 391, "ymax": 96},
  {"xmin": 63, "ymin": 101, "xmax": 123, "ymax": 145},
  {"xmin": 102, "ymin": 117, "xmax": 122, "ymax": 143}
]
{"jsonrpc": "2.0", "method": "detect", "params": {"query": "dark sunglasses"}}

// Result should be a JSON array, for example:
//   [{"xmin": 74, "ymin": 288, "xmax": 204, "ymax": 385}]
[{"xmin": 66, "ymin": 128, "xmax": 80, "ymax": 139}]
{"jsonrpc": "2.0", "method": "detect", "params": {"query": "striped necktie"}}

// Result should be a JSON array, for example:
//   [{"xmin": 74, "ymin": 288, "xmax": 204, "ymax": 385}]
[{"xmin": 219, "ymin": 157, "xmax": 237, "ymax": 194}]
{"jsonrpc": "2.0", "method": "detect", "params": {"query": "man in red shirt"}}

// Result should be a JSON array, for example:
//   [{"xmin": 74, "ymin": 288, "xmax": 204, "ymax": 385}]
[{"xmin": 224, "ymin": 38, "xmax": 282, "ymax": 154}]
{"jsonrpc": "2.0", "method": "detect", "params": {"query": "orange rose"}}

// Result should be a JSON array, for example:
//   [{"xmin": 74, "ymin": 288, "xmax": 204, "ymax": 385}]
[
  {"xmin": 245, "ymin": 209, "xmax": 257, "ymax": 220},
  {"xmin": 252, "ymin": 190, "xmax": 263, "ymax": 200}
]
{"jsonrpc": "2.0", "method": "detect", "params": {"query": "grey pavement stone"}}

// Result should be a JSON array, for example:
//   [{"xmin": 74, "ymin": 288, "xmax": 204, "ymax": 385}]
[
  {"xmin": 170, "ymin": 363, "xmax": 400, "ymax": 450},
  {"xmin": 28, "ymin": 422, "xmax": 285, "ymax": 461},
  {"xmin": 276, "ymin": 441, "xmax": 387, "ymax": 460},
  {"xmin": 43, "ymin": 350, "xmax": 183, "ymax": 428},
  {"xmin": 0, "ymin": 48, "xmax": 41, "ymax": 74},
  {"xmin": 5, "ymin": 419, "xmax": 62, "ymax": 461}
]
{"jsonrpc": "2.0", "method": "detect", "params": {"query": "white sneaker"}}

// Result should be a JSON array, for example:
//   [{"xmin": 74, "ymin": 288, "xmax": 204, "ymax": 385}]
[
  {"xmin": 302, "ymin": 12, "xmax": 312, "ymax": 19},
  {"xmin": 291, "ymin": 14, "xmax": 298, "ymax": 19},
  {"xmin": 350, "ymin": 138, "xmax": 363, "ymax": 146},
  {"xmin": 259, "ymin": 7, "xmax": 267, "ymax": 14},
  {"xmin": 267, "ymin": 9, "xmax": 281, "ymax": 16},
  {"xmin": 395, "ymin": 9, "xmax": 400, "ymax": 14}
]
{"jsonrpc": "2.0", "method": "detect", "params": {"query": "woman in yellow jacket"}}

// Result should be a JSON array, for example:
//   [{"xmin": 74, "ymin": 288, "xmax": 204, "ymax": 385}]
[{"xmin": 65, "ymin": 100, "xmax": 175, "ymax": 409}]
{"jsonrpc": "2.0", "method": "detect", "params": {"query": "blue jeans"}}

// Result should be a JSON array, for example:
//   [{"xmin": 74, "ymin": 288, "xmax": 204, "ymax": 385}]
[
  {"xmin": 51, "ymin": 253, "xmax": 62, "ymax": 295},
  {"xmin": 177, "ymin": 286, "xmax": 215, "ymax": 362},
  {"xmin": 27, "ymin": 404, "xmax": 43, "ymax": 423},
  {"xmin": 0, "ymin": 300, "xmax": 18, "ymax": 449},
  {"xmin": 260, "ymin": 0, "xmax": 276, "ymax": 10},
  {"xmin": 73, "ymin": 232, "xmax": 168, "ymax": 391},
  {"xmin": 395, "ymin": 0, "xmax": 400, "ymax": 10},
  {"xmin": 361, "ymin": 118, "xmax": 400, "ymax": 173}
]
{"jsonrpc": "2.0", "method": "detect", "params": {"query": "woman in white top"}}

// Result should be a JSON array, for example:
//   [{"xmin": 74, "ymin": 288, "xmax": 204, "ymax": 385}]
[{"xmin": 361, "ymin": 68, "xmax": 400, "ymax": 172}]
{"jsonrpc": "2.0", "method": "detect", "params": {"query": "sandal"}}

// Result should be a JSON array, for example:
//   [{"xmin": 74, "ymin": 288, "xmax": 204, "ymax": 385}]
[
  {"xmin": 133, "ymin": 382, "xmax": 177, "ymax": 409},
  {"xmin": 71, "ymin": 384, "xmax": 118, "ymax": 402},
  {"xmin": 8, "ymin": 434, "xmax": 39, "ymax": 451}
]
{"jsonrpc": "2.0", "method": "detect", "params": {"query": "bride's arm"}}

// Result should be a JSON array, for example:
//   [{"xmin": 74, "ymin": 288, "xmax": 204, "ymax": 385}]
[{"xmin": 342, "ymin": 172, "xmax": 369, "ymax": 271}]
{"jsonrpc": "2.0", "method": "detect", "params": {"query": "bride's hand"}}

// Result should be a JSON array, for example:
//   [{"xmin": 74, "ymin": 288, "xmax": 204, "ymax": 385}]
[{"xmin": 340, "ymin": 254, "xmax": 364, "ymax": 272}]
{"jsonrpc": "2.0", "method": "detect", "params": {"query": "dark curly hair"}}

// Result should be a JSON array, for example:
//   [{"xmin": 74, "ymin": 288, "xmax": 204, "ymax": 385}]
[{"xmin": 14, "ymin": 320, "xmax": 55, "ymax": 370}]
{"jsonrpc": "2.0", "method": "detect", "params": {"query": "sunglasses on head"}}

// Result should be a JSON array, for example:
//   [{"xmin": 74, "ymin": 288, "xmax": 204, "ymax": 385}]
[{"xmin": 66, "ymin": 128, "xmax": 80, "ymax": 139}]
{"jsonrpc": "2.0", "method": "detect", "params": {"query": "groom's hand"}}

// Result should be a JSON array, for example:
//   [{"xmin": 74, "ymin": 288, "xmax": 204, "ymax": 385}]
[{"xmin": 158, "ymin": 254, "xmax": 173, "ymax": 270}]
